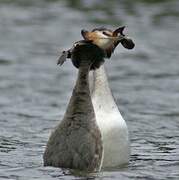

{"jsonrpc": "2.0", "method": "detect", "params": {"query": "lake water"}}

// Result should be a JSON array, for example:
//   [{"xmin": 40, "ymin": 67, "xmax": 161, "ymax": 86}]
[{"xmin": 0, "ymin": 0, "xmax": 179, "ymax": 179}]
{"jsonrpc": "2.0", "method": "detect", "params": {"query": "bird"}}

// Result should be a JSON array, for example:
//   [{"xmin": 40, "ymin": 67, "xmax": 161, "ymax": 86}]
[
  {"xmin": 55, "ymin": 27, "xmax": 134, "ymax": 168},
  {"xmin": 81, "ymin": 26, "xmax": 134, "ymax": 58},
  {"xmin": 44, "ymin": 41, "xmax": 105, "ymax": 172},
  {"xmin": 83, "ymin": 27, "xmax": 133, "ymax": 167}
]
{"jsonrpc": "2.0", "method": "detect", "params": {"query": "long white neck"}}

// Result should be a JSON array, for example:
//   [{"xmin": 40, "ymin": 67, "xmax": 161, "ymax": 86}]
[
  {"xmin": 90, "ymin": 65, "xmax": 130, "ymax": 168},
  {"xmin": 91, "ymin": 65, "xmax": 121, "ymax": 113}
]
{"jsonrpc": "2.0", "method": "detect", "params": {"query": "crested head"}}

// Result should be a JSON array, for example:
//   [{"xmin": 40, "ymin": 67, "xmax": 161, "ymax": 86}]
[
  {"xmin": 81, "ymin": 26, "xmax": 127, "ymax": 58},
  {"xmin": 81, "ymin": 26, "xmax": 135, "ymax": 58}
]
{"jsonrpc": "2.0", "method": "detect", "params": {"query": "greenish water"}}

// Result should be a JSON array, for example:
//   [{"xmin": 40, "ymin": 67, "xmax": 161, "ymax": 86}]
[{"xmin": 0, "ymin": 0, "xmax": 179, "ymax": 179}]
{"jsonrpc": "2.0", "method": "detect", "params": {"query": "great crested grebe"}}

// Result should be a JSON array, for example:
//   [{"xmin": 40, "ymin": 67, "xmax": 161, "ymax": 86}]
[
  {"xmin": 44, "ymin": 41, "xmax": 105, "ymax": 172},
  {"xmin": 50, "ymin": 27, "xmax": 134, "ymax": 169},
  {"xmin": 80, "ymin": 27, "xmax": 134, "ymax": 167}
]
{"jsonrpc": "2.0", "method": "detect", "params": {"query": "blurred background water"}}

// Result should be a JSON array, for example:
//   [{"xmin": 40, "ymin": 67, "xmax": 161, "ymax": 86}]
[{"xmin": 0, "ymin": 0, "xmax": 179, "ymax": 179}]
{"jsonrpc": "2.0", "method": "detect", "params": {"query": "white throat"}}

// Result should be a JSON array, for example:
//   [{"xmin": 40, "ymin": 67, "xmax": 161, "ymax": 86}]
[{"xmin": 90, "ymin": 65, "xmax": 130, "ymax": 168}]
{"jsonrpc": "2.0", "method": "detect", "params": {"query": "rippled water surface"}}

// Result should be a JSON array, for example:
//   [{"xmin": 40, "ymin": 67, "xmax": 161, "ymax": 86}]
[{"xmin": 0, "ymin": 0, "xmax": 179, "ymax": 179}]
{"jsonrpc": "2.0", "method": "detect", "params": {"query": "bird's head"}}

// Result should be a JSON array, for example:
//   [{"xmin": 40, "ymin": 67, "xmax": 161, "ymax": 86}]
[
  {"xmin": 81, "ymin": 26, "xmax": 125, "ymax": 43},
  {"xmin": 81, "ymin": 26, "xmax": 135, "ymax": 57}
]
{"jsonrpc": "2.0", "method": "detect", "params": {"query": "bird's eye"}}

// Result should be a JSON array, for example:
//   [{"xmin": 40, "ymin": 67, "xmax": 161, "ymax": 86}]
[{"xmin": 102, "ymin": 31, "xmax": 109, "ymax": 36}]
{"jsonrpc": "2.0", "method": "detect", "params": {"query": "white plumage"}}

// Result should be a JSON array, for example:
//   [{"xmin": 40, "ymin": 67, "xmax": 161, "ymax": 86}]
[{"xmin": 90, "ymin": 65, "xmax": 130, "ymax": 168}]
